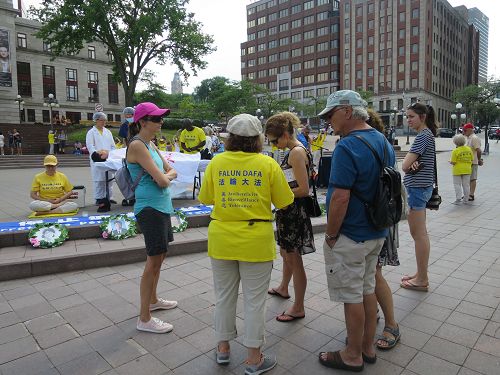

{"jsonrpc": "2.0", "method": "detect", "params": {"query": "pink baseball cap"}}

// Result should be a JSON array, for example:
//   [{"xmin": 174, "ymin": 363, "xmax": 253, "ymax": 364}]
[
  {"xmin": 133, "ymin": 102, "xmax": 170, "ymax": 122},
  {"xmin": 462, "ymin": 123, "xmax": 474, "ymax": 130}
]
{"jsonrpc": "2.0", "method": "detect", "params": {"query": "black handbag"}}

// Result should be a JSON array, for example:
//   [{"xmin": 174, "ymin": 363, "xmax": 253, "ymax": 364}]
[
  {"xmin": 426, "ymin": 152, "xmax": 442, "ymax": 210},
  {"xmin": 304, "ymin": 177, "xmax": 322, "ymax": 217}
]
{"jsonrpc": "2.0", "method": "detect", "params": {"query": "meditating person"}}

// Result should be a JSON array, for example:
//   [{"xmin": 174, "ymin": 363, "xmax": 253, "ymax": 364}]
[{"xmin": 29, "ymin": 155, "xmax": 78, "ymax": 216}]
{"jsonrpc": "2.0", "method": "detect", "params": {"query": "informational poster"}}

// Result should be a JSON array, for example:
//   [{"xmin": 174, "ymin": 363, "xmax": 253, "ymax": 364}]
[{"xmin": 0, "ymin": 28, "xmax": 12, "ymax": 87}]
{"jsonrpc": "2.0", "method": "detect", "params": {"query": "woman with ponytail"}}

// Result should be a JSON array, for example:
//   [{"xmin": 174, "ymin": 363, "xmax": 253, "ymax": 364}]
[
  {"xmin": 127, "ymin": 102, "xmax": 179, "ymax": 334},
  {"xmin": 400, "ymin": 103, "xmax": 437, "ymax": 292}
]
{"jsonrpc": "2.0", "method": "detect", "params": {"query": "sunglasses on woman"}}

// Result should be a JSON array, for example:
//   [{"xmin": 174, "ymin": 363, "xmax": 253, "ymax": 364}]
[
  {"xmin": 144, "ymin": 116, "xmax": 163, "ymax": 123},
  {"xmin": 268, "ymin": 136, "xmax": 281, "ymax": 145}
]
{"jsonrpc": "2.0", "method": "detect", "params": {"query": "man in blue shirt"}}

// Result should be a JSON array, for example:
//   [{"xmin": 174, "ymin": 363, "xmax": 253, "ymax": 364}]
[
  {"xmin": 316, "ymin": 90, "xmax": 395, "ymax": 372},
  {"xmin": 118, "ymin": 107, "xmax": 135, "ymax": 146},
  {"xmin": 297, "ymin": 125, "xmax": 311, "ymax": 150}
]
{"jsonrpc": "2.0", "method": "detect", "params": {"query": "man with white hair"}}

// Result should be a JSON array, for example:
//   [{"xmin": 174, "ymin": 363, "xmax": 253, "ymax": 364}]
[
  {"xmin": 86, "ymin": 112, "xmax": 116, "ymax": 212},
  {"xmin": 317, "ymin": 90, "xmax": 395, "ymax": 372}
]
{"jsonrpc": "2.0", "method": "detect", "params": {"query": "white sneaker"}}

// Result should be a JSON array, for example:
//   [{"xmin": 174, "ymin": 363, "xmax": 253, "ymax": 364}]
[
  {"xmin": 136, "ymin": 317, "xmax": 173, "ymax": 333},
  {"xmin": 150, "ymin": 298, "xmax": 178, "ymax": 311}
]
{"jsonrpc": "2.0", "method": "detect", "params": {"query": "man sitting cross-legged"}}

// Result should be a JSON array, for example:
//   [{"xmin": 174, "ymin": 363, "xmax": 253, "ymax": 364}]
[{"xmin": 29, "ymin": 155, "xmax": 78, "ymax": 216}]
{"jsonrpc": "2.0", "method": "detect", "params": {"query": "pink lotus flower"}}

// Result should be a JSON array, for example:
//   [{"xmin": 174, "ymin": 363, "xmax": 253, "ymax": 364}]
[
  {"xmin": 102, "ymin": 231, "xmax": 109, "ymax": 239},
  {"xmin": 29, "ymin": 238, "xmax": 40, "ymax": 247}
]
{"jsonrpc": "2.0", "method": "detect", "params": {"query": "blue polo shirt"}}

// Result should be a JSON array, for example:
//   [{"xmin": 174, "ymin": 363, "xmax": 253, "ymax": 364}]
[
  {"xmin": 325, "ymin": 129, "xmax": 395, "ymax": 242},
  {"xmin": 118, "ymin": 121, "xmax": 129, "ymax": 139},
  {"xmin": 297, "ymin": 133, "xmax": 309, "ymax": 149}
]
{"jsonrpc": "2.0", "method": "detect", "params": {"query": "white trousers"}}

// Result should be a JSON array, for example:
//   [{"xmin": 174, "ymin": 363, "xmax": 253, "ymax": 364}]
[
  {"xmin": 29, "ymin": 200, "xmax": 78, "ymax": 213},
  {"xmin": 453, "ymin": 175, "xmax": 471, "ymax": 201},
  {"xmin": 93, "ymin": 181, "xmax": 113, "ymax": 200},
  {"xmin": 210, "ymin": 258, "xmax": 272, "ymax": 348},
  {"xmin": 312, "ymin": 150, "xmax": 321, "ymax": 173}
]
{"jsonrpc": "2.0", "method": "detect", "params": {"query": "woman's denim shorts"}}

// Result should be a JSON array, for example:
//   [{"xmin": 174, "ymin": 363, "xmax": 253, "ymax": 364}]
[{"xmin": 406, "ymin": 186, "xmax": 433, "ymax": 211}]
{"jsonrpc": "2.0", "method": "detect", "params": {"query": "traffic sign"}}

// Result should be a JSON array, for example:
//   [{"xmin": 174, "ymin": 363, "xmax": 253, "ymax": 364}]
[{"xmin": 95, "ymin": 103, "xmax": 103, "ymax": 112}]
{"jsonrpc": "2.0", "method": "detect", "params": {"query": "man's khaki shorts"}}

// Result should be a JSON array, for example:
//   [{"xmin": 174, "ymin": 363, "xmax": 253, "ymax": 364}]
[
  {"xmin": 470, "ymin": 164, "xmax": 478, "ymax": 181},
  {"xmin": 323, "ymin": 235, "xmax": 384, "ymax": 304}
]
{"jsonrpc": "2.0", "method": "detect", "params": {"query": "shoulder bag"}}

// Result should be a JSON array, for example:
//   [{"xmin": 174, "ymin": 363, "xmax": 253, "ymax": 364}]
[{"xmin": 426, "ymin": 151, "xmax": 441, "ymax": 210}]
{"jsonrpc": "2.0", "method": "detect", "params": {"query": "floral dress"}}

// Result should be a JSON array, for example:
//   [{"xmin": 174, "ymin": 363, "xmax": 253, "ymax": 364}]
[{"xmin": 275, "ymin": 146, "xmax": 315, "ymax": 255}]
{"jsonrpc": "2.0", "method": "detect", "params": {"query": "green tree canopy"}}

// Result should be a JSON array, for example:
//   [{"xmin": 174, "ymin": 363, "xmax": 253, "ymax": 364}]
[
  {"xmin": 453, "ymin": 81, "xmax": 500, "ymax": 126},
  {"xmin": 31, "ymin": 0, "xmax": 215, "ymax": 106}
]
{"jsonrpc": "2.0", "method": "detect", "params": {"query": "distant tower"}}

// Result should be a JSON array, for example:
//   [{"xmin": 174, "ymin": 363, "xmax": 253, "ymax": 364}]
[{"xmin": 171, "ymin": 72, "xmax": 183, "ymax": 94}]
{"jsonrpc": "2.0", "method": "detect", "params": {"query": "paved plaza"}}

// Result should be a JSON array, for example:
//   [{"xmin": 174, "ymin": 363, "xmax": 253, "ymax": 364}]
[{"xmin": 0, "ymin": 137, "xmax": 500, "ymax": 374}]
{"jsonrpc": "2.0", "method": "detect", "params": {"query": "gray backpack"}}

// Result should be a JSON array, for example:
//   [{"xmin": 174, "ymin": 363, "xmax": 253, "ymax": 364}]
[{"xmin": 114, "ymin": 137, "xmax": 147, "ymax": 200}]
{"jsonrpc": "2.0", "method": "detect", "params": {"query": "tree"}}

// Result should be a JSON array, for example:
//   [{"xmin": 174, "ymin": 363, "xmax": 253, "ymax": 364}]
[
  {"xmin": 453, "ymin": 81, "xmax": 500, "ymax": 126},
  {"xmin": 31, "ymin": 0, "xmax": 215, "ymax": 106}
]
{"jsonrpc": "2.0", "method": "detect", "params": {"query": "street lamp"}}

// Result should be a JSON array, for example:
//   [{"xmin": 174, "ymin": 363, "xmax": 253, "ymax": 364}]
[
  {"xmin": 404, "ymin": 114, "xmax": 410, "ymax": 145},
  {"xmin": 43, "ymin": 93, "xmax": 59, "ymax": 131},
  {"xmin": 14, "ymin": 95, "xmax": 25, "ymax": 123},
  {"xmin": 450, "ymin": 102, "xmax": 466, "ymax": 134}
]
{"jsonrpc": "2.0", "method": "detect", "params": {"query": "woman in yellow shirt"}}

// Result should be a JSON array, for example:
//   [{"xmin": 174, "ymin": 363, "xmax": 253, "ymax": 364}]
[
  {"xmin": 29, "ymin": 155, "xmax": 78, "ymax": 215},
  {"xmin": 450, "ymin": 134, "xmax": 473, "ymax": 203},
  {"xmin": 198, "ymin": 114, "xmax": 293, "ymax": 374}
]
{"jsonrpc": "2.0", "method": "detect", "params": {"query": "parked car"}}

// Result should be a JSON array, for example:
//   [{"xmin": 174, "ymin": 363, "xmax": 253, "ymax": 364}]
[
  {"xmin": 488, "ymin": 126, "xmax": 500, "ymax": 139},
  {"xmin": 437, "ymin": 128, "xmax": 455, "ymax": 138}
]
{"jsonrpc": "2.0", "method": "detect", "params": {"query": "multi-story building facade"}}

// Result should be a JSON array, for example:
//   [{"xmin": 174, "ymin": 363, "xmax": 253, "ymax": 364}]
[
  {"xmin": 455, "ymin": 6, "xmax": 488, "ymax": 83},
  {"xmin": 171, "ymin": 72, "xmax": 183, "ymax": 94},
  {"xmin": 241, "ymin": 0, "xmax": 341, "ymax": 105},
  {"xmin": 0, "ymin": 0, "xmax": 125, "ymax": 125},
  {"xmin": 341, "ymin": 0, "xmax": 472, "ymax": 128}
]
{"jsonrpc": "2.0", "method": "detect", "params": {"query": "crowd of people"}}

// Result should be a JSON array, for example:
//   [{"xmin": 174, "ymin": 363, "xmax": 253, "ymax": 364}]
[
  {"xmin": 0, "ymin": 129, "xmax": 22, "ymax": 155},
  {"xmin": 21, "ymin": 90, "xmax": 489, "ymax": 374}
]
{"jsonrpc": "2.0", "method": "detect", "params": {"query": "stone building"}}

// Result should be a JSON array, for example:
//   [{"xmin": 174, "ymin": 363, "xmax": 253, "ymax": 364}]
[
  {"xmin": 171, "ymin": 72, "xmax": 183, "ymax": 94},
  {"xmin": 0, "ymin": 0, "xmax": 125, "ymax": 125}
]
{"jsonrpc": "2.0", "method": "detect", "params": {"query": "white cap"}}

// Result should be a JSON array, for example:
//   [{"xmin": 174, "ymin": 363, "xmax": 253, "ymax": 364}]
[{"xmin": 227, "ymin": 114, "xmax": 262, "ymax": 137}]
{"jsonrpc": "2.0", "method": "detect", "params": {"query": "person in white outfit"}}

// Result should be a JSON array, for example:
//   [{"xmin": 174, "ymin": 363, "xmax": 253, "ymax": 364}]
[
  {"xmin": 29, "ymin": 155, "xmax": 78, "ymax": 215},
  {"xmin": 0, "ymin": 131, "xmax": 4, "ymax": 155},
  {"xmin": 85, "ymin": 112, "xmax": 116, "ymax": 212}
]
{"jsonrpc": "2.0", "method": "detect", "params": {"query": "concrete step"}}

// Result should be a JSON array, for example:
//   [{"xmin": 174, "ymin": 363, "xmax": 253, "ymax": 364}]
[
  {"xmin": 0, "ymin": 155, "xmax": 89, "ymax": 169},
  {"xmin": 0, "ymin": 216, "xmax": 327, "ymax": 281}
]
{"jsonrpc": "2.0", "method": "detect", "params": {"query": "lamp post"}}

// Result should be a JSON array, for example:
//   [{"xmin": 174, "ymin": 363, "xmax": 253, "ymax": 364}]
[
  {"xmin": 43, "ymin": 93, "xmax": 59, "ymax": 131},
  {"xmin": 404, "ymin": 114, "xmax": 410, "ymax": 145},
  {"xmin": 14, "ymin": 95, "xmax": 25, "ymax": 123},
  {"xmin": 450, "ymin": 102, "xmax": 466, "ymax": 134}
]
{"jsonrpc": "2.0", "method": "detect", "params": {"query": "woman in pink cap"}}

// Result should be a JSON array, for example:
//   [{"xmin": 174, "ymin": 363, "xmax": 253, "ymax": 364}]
[{"xmin": 126, "ymin": 102, "xmax": 179, "ymax": 334}]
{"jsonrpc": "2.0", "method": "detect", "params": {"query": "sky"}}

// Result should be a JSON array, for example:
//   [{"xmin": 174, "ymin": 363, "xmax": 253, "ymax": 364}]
[{"xmin": 20, "ymin": 0, "xmax": 500, "ymax": 94}]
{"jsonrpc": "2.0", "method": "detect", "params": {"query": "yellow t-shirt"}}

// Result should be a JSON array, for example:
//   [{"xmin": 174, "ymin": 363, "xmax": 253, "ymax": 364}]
[
  {"xmin": 450, "ymin": 146, "xmax": 473, "ymax": 176},
  {"xmin": 158, "ymin": 140, "xmax": 167, "ymax": 151},
  {"xmin": 311, "ymin": 133, "xmax": 326, "ymax": 152},
  {"xmin": 179, "ymin": 127, "xmax": 206, "ymax": 154},
  {"xmin": 48, "ymin": 134, "xmax": 55, "ymax": 144},
  {"xmin": 31, "ymin": 171, "xmax": 74, "ymax": 200},
  {"xmin": 198, "ymin": 152, "xmax": 294, "ymax": 262}
]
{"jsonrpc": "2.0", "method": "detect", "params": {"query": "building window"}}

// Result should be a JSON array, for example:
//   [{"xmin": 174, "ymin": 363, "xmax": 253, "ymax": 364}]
[
  {"xmin": 291, "ymin": 4, "xmax": 301, "ymax": 14},
  {"xmin": 304, "ymin": 45, "xmax": 315, "ymax": 55},
  {"xmin": 398, "ymin": 63, "xmax": 404, "ymax": 72},
  {"xmin": 304, "ymin": 30, "xmax": 315, "ymax": 40},
  {"xmin": 304, "ymin": 15, "xmax": 315, "ymax": 25},
  {"xmin": 317, "ymin": 0, "xmax": 329, "ymax": 5},
  {"xmin": 268, "ymin": 26, "xmax": 277, "ymax": 35},
  {"xmin": 411, "ymin": 61, "xmax": 418, "ymax": 71},
  {"xmin": 411, "ymin": 8, "xmax": 419, "ymax": 19},
  {"xmin": 317, "ymin": 73, "xmax": 328, "ymax": 82},
  {"xmin": 43, "ymin": 41, "xmax": 51, "ymax": 52},
  {"xmin": 257, "ymin": 30, "xmax": 266, "ymax": 38},
  {"xmin": 356, "ymin": 38, "xmax": 362, "ymax": 48},
  {"xmin": 268, "ymin": 67, "xmax": 277, "ymax": 75},
  {"xmin": 291, "ymin": 91, "xmax": 301, "ymax": 100},
  {"xmin": 248, "ymin": 59, "xmax": 256, "ymax": 67},
  {"xmin": 356, "ymin": 54, "xmax": 362, "ymax": 64},
  {"xmin": 304, "ymin": 60, "xmax": 315, "ymax": 69},
  {"xmin": 108, "ymin": 74, "xmax": 119, "ymax": 104},
  {"xmin": 279, "ymin": 37, "xmax": 289, "ymax": 46},
  {"xmin": 27, "ymin": 109, "xmax": 35, "ymax": 122},
  {"xmin": 43, "ymin": 110, "xmax": 51, "ymax": 123},
  {"xmin": 412, "ymin": 26, "xmax": 419, "ymax": 36},
  {"xmin": 248, "ymin": 20, "xmax": 256, "ymax": 28},
  {"xmin": 344, "ymin": 19, "xmax": 350, "ymax": 28},
  {"xmin": 399, "ymin": 12, "xmax": 405, "ymax": 22},
  {"xmin": 268, "ymin": 40, "xmax": 277, "ymax": 49},
  {"xmin": 317, "ymin": 42, "xmax": 328, "ymax": 52},
  {"xmin": 317, "ymin": 26, "xmax": 329, "ymax": 37},
  {"xmin": 368, "ymin": 52, "xmax": 373, "ymax": 61},
  {"xmin": 258, "ymin": 43, "xmax": 266, "ymax": 51},
  {"xmin": 269, "ymin": 81, "xmax": 277, "ymax": 90},
  {"xmin": 303, "ymin": 89, "xmax": 314, "ymax": 98},
  {"xmin": 368, "ymin": 36, "xmax": 374, "ymax": 45},
  {"xmin": 317, "ymin": 11, "xmax": 329, "ymax": 21},
  {"xmin": 248, "ymin": 33, "xmax": 255, "ymax": 41},
  {"xmin": 317, "ymin": 57, "xmax": 328, "ymax": 67},
  {"xmin": 291, "ymin": 19, "xmax": 302, "ymax": 29},
  {"xmin": 258, "ymin": 56, "xmax": 266, "ymax": 64},
  {"xmin": 291, "ymin": 48, "xmax": 301, "ymax": 57},
  {"xmin": 411, "ymin": 78, "xmax": 418, "ymax": 88},
  {"xmin": 17, "ymin": 33, "xmax": 27, "ymax": 48},
  {"xmin": 304, "ymin": 75, "xmax": 314, "ymax": 84},
  {"xmin": 258, "ymin": 70, "xmax": 267, "ymax": 78},
  {"xmin": 279, "ymin": 79, "xmax": 289, "ymax": 90},
  {"xmin": 268, "ymin": 12, "xmax": 277, "ymax": 21},
  {"xmin": 292, "ymin": 76, "xmax": 302, "ymax": 86},
  {"xmin": 398, "ymin": 46, "xmax": 405, "ymax": 56},
  {"xmin": 411, "ymin": 43, "xmax": 418, "ymax": 53},
  {"xmin": 368, "ymin": 68, "xmax": 373, "ymax": 77},
  {"xmin": 257, "ymin": 16, "xmax": 266, "ymax": 25},
  {"xmin": 291, "ymin": 34, "xmax": 302, "ymax": 43},
  {"xmin": 42, "ymin": 65, "xmax": 56, "ymax": 98},
  {"xmin": 279, "ymin": 9, "xmax": 288, "ymax": 17},
  {"xmin": 304, "ymin": 1, "xmax": 314, "ymax": 10},
  {"xmin": 279, "ymin": 51, "xmax": 289, "ymax": 59},
  {"xmin": 268, "ymin": 54, "xmax": 278, "ymax": 62},
  {"xmin": 88, "ymin": 71, "xmax": 99, "ymax": 102},
  {"xmin": 331, "ymin": 71, "xmax": 339, "ymax": 80},
  {"xmin": 368, "ymin": 3, "xmax": 374, "ymax": 13},
  {"xmin": 368, "ymin": 20, "xmax": 374, "ymax": 29},
  {"xmin": 292, "ymin": 62, "xmax": 302, "ymax": 71},
  {"xmin": 356, "ymin": 23, "xmax": 363, "ymax": 32},
  {"xmin": 66, "ymin": 68, "xmax": 78, "ymax": 101},
  {"xmin": 279, "ymin": 65, "xmax": 289, "ymax": 73},
  {"xmin": 398, "ymin": 79, "xmax": 405, "ymax": 89},
  {"xmin": 399, "ymin": 29, "xmax": 405, "ymax": 39},
  {"xmin": 88, "ymin": 46, "xmax": 96, "ymax": 59},
  {"xmin": 17, "ymin": 62, "xmax": 32, "ymax": 97}
]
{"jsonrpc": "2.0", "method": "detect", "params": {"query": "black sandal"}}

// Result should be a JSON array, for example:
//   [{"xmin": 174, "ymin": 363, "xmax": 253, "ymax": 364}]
[
  {"xmin": 318, "ymin": 351, "xmax": 364, "ymax": 372},
  {"xmin": 376, "ymin": 326, "xmax": 401, "ymax": 350}
]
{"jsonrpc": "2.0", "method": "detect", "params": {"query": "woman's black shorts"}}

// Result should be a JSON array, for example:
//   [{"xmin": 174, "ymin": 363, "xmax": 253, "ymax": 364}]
[{"xmin": 136, "ymin": 207, "xmax": 174, "ymax": 256}]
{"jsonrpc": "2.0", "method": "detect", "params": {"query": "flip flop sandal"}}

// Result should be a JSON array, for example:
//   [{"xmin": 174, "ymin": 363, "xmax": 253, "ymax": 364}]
[
  {"xmin": 267, "ymin": 288, "xmax": 290, "ymax": 299},
  {"xmin": 400, "ymin": 279, "xmax": 429, "ymax": 292},
  {"xmin": 276, "ymin": 311, "xmax": 305, "ymax": 322},
  {"xmin": 376, "ymin": 326, "xmax": 401, "ymax": 350},
  {"xmin": 318, "ymin": 351, "xmax": 364, "ymax": 372},
  {"xmin": 401, "ymin": 275, "xmax": 415, "ymax": 282}
]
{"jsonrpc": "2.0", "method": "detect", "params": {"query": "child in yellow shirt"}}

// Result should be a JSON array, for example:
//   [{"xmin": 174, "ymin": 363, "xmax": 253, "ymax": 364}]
[{"xmin": 450, "ymin": 134, "xmax": 473, "ymax": 204}]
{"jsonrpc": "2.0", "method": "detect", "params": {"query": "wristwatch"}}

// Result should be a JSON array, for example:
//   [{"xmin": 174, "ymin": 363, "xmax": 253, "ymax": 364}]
[{"xmin": 325, "ymin": 233, "xmax": 340, "ymax": 241}]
